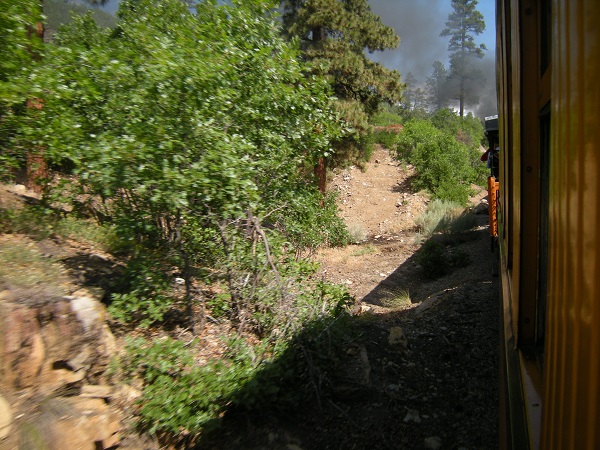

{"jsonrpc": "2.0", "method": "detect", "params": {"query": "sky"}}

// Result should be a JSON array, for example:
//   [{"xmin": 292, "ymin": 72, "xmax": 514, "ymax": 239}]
[{"xmin": 86, "ymin": 0, "xmax": 498, "ymax": 118}]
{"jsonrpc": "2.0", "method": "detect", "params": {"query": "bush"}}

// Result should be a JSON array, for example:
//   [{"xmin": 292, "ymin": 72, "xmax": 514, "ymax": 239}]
[
  {"xmin": 416, "ymin": 240, "xmax": 450, "ymax": 279},
  {"xmin": 416, "ymin": 237, "xmax": 472, "ymax": 279},
  {"xmin": 394, "ymin": 119, "xmax": 478, "ymax": 204},
  {"xmin": 119, "ymin": 277, "xmax": 355, "ymax": 444},
  {"xmin": 372, "ymin": 130, "xmax": 399, "ymax": 150},
  {"xmin": 108, "ymin": 256, "xmax": 173, "ymax": 328},
  {"xmin": 371, "ymin": 110, "xmax": 403, "ymax": 127}
]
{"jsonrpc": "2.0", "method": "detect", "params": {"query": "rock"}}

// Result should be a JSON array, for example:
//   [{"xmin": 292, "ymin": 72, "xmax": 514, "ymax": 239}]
[
  {"xmin": 80, "ymin": 385, "xmax": 113, "ymax": 399},
  {"xmin": 388, "ymin": 326, "xmax": 408, "ymax": 348},
  {"xmin": 424, "ymin": 436, "xmax": 442, "ymax": 449},
  {"xmin": 0, "ymin": 291, "xmax": 116, "ymax": 394},
  {"xmin": 360, "ymin": 303, "xmax": 373, "ymax": 314},
  {"xmin": 18, "ymin": 397, "xmax": 121, "ymax": 450},
  {"xmin": 332, "ymin": 343, "xmax": 371, "ymax": 400},
  {"xmin": 403, "ymin": 408, "xmax": 421, "ymax": 424},
  {"xmin": 89, "ymin": 253, "xmax": 109, "ymax": 263},
  {"xmin": 0, "ymin": 394, "xmax": 12, "ymax": 439}
]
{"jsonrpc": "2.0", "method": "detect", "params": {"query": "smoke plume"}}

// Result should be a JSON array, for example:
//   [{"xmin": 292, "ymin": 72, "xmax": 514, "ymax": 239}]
[{"xmin": 367, "ymin": 0, "xmax": 497, "ymax": 119}]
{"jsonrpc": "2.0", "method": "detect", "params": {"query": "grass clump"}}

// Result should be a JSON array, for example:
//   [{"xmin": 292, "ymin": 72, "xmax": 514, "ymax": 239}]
[
  {"xmin": 350, "ymin": 243, "xmax": 378, "ymax": 257},
  {"xmin": 379, "ymin": 288, "xmax": 412, "ymax": 309},
  {"xmin": 415, "ymin": 199, "xmax": 476, "ymax": 239},
  {"xmin": 347, "ymin": 223, "xmax": 367, "ymax": 243}
]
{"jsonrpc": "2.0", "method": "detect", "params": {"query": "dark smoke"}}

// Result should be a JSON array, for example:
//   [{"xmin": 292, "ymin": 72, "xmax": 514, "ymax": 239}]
[{"xmin": 367, "ymin": 0, "xmax": 497, "ymax": 119}]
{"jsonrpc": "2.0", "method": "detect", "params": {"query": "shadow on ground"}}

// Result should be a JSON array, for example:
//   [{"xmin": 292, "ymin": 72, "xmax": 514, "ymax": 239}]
[{"xmin": 196, "ymin": 217, "xmax": 500, "ymax": 450}]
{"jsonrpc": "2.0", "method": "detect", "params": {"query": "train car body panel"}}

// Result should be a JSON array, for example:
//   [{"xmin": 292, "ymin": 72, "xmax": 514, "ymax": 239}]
[
  {"xmin": 542, "ymin": 2, "xmax": 600, "ymax": 448},
  {"xmin": 496, "ymin": 0, "xmax": 600, "ymax": 448}
]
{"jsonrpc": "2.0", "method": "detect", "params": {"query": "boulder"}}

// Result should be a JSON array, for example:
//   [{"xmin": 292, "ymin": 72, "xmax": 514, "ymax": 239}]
[
  {"xmin": 0, "ymin": 290, "xmax": 116, "ymax": 394},
  {"xmin": 0, "ymin": 289, "xmax": 122, "ymax": 449}
]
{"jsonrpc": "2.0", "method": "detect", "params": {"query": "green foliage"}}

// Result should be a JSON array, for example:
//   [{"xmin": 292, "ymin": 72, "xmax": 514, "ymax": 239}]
[
  {"xmin": 417, "ymin": 238, "xmax": 472, "ymax": 280},
  {"xmin": 281, "ymin": 0, "xmax": 404, "ymax": 166},
  {"xmin": 108, "ymin": 256, "xmax": 173, "ymax": 328},
  {"xmin": 0, "ymin": 0, "xmax": 44, "ymax": 180},
  {"xmin": 370, "ymin": 109, "xmax": 403, "ymax": 149},
  {"xmin": 10, "ymin": 0, "xmax": 351, "ymax": 325},
  {"xmin": 394, "ymin": 118, "xmax": 480, "ymax": 204},
  {"xmin": 371, "ymin": 110, "xmax": 403, "ymax": 127},
  {"xmin": 372, "ymin": 130, "xmax": 399, "ymax": 150},
  {"xmin": 119, "ymin": 276, "xmax": 354, "ymax": 441},
  {"xmin": 121, "ymin": 336, "xmax": 243, "ymax": 436},
  {"xmin": 417, "ymin": 240, "xmax": 450, "ymax": 279},
  {"xmin": 278, "ymin": 189, "xmax": 350, "ymax": 255}
]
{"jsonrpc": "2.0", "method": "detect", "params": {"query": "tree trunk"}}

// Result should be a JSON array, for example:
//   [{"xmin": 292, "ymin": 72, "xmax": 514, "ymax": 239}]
[
  {"xmin": 314, "ymin": 157, "xmax": 327, "ymax": 197},
  {"xmin": 26, "ymin": 7, "xmax": 47, "ymax": 194}
]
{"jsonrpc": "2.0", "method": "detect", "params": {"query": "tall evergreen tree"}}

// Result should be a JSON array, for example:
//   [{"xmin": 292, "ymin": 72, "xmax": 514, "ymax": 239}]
[
  {"xmin": 398, "ymin": 72, "xmax": 427, "ymax": 119},
  {"xmin": 426, "ymin": 60, "xmax": 450, "ymax": 112},
  {"xmin": 440, "ymin": 0, "xmax": 486, "ymax": 117},
  {"xmin": 280, "ymin": 0, "xmax": 403, "ymax": 171}
]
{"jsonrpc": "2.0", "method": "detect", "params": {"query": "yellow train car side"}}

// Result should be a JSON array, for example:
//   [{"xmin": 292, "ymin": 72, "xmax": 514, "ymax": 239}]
[{"xmin": 496, "ymin": 0, "xmax": 600, "ymax": 449}]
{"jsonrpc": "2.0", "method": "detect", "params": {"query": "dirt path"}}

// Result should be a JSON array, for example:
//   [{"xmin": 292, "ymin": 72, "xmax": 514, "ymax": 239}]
[{"xmin": 314, "ymin": 146, "xmax": 427, "ymax": 301}]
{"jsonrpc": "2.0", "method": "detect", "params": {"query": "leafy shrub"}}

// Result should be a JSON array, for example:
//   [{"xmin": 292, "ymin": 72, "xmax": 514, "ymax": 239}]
[
  {"xmin": 0, "ymin": 0, "xmax": 44, "ymax": 181},
  {"xmin": 448, "ymin": 247, "xmax": 471, "ymax": 268},
  {"xmin": 395, "ymin": 119, "xmax": 478, "ymax": 204},
  {"xmin": 12, "ymin": 0, "xmax": 353, "ymax": 326},
  {"xmin": 372, "ymin": 130, "xmax": 399, "ymax": 150},
  {"xmin": 119, "ymin": 277, "xmax": 355, "ymax": 443},
  {"xmin": 416, "ymin": 238, "xmax": 472, "ymax": 279},
  {"xmin": 276, "ymin": 189, "xmax": 350, "ymax": 255},
  {"xmin": 416, "ymin": 240, "xmax": 450, "ymax": 279},
  {"xmin": 108, "ymin": 256, "xmax": 173, "ymax": 328},
  {"xmin": 371, "ymin": 110, "xmax": 403, "ymax": 126},
  {"xmin": 122, "ymin": 337, "xmax": 243, "ymax": 437}
]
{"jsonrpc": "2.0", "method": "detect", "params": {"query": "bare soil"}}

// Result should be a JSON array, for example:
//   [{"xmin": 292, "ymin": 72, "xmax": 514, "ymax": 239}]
[{"xmin": 202, "ymin": 146, "xmax": 500, "ymax": 449}]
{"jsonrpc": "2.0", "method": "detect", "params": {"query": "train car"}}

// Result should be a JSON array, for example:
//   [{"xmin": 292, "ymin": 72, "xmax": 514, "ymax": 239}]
[{"xmin": 495, "ymin": 0, "xmax": 600, "ymax": 449}]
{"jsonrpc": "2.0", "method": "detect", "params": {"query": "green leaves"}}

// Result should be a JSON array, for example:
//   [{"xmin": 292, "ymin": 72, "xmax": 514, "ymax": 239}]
[
  {"xmin": 394, "ymin": 116, "xmax": 481, "ymax": 205},
  {"xmin": 281, "ymin": 0, "xmax": 403, "ymax": 165},
  {"xmin": 22, "ymin": 0, "xmax": 341, "ymax": 239}
]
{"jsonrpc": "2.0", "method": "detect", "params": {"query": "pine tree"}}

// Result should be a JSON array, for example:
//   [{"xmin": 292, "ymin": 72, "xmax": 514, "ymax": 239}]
[
  {"xmin": 281, "ymin": 0, "xmax": 403, "ymax": 170},
  {"xmin": 440, "ymin": 0, "xmax": 486, "ymax": 117},
  {"xmin": 398, "ymin": 72, "xmax": 427, "ymax": 120},
  {"xmin": 426, "ymin": 60, "xmax": 450, "ymax": 112}
]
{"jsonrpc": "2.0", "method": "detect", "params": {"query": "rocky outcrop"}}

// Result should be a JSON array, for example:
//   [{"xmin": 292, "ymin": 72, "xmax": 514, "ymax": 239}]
[{"xmin": 0, "ymin": 289, "xmax": 121, "ymax": 450}]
